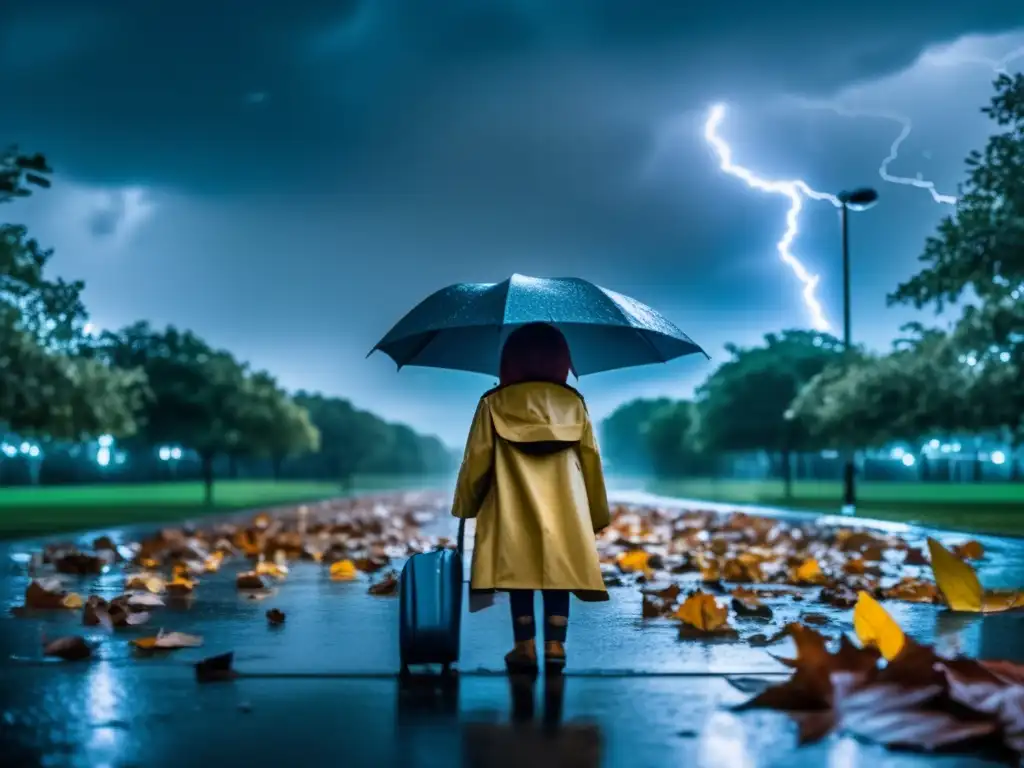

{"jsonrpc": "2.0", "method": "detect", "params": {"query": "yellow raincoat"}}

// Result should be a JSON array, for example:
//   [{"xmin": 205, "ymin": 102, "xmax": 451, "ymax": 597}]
[{"xmin": 452, "ymin": 381, "xmax": 610, "ymax": 601}]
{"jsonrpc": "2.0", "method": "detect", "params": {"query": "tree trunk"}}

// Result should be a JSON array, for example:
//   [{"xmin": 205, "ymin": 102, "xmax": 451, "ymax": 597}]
[
  {"xmin": 972, "ymin": 458, "xmax": 984, "ymax": 483},
  {"xmin": 780, "ymin": 449, "xmax": 793, "ymax": 501},
  {"xmin": 918, "ymin": 453, "xmax": 930, "ymax": 482},
  {"xmin": 201, "ymin": 453, "xmax": 215, "ymax": 507}
]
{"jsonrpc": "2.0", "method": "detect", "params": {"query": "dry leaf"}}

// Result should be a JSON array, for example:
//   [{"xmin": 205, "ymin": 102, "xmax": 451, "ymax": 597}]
[
  {"xmin": 125, "ymin": 573, "xmax": 166, "ymax": 594},
  {"xmin": 853, "ymin": 591, "xmax": 905, "ymax": 661},
  {"xmin": 132, "ymin": 630, "xmax": 203, "ymax": 651},
  {"xmin": 882, "ymin": 578, "xmax": 939, "ymax": 604},
  {"xmin": 266, "ymin": 608, "xmax": 286, "ymax": 625},
  {"xmin": 204, "ymin": 552, "xmax": 224, "ymax": 572},
  {"xmin": 792, "ymin": 559, "xmax": 828, "ymax": 586},
  {"xmin": 54, "ymin": 552, "xmax": 105, "ymax": 575},
  {"xmin": 24, "ymin": 579, "xmax": 82, "ymax": 610},
  {"xmin": 368, "ymin": 571, "xmax": 399, "ymax": 596},
  {"xmin": 124, "ymin": 592, "xmax": 165, "ymax": 609},
  {"xmin": 236, "ymin": 571, "xmax": 266, "ymax": 590},
  {"xmin": 196, "ymin": 651, "xmax": 237, "ymax": 683},
  {"xmin": 927, "ymin": 538, "xmax": 1022, "ymax": 613},
  {"xmin": 329, "ymin": 560, "xmax": 358, "ymax": 581},
  {"xmin": 616, "ymin": 550, "xmax": 651, "ymax": 574},
  {"xmin": 951, "ymin": 540, "xmax": 985, "ymax": 561},
  {"xmin": 674, "ymin": 591, "xmax": 734, "ymax": 637},
  {"xmin": 255, "ymin": 556, "xmax": 288, "ymax": 579},
  {"xmin": 166, "ymin": 576, "xmax": 196, "ymax": 596},
  {"xmin": 801, "ymin": 613, "xmax": 830, "ymax": 627},
  {"xmin": 43, "ymin": 635, "xmax": 92, "ymax": 661},
  {"xmin": 731, "ymin": 595, "xmax": 773, "ymax": 620}
]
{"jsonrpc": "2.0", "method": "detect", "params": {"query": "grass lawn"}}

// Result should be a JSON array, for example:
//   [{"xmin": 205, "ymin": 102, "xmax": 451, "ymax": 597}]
[
  {"xmin": 636, "ymin": 478, "xmax": 1024, "ymax": 537},
  {"xmin": 0, "ymin": 476, "xmax": 450, "ymax": 539}
]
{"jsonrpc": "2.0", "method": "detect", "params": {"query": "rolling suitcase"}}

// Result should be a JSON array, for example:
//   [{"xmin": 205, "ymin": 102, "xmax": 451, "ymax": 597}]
[{"xmin": 398, "ymin": 518, "xmax": 466, "ymax": 677}]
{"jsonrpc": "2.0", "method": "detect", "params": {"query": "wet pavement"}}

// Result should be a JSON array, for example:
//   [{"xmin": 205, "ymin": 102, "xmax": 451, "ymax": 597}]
[{"xmin": 1, "ymin": 491, "xmax": 1023, "ymax": 766}]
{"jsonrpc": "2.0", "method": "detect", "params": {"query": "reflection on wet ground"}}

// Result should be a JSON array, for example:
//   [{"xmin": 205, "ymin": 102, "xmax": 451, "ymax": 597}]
[{"xmin": 0, "ymin": 492, "xmax": 1022, "ymax": 766}]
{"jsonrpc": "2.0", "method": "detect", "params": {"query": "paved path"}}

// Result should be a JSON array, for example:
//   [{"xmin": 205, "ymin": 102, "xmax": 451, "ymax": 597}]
[{"xmin": 0, "ymin": 491, "xmax": 1022, "ymax": 766}]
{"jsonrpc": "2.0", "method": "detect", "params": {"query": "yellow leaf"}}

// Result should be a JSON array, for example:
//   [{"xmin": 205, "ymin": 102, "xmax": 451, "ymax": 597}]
[
  {"xmin": 673, "ymin": 592, "xmax": 728, "ymax": 632},
  {"xmin": 166, "ymin": 577, "xmax": 195, "ymax": 595},
  {"xmin": 329, "ymin": 560, "xmax": 358, "ymax": 581},
  {"xmin": 203, "ymin": 553, "xmax": 224, "ymax": 573},
  {"xmin": 61, "ymin": 593, "xmax": 83, "ymax": 609},
  {"xmin": 793, "ymin": 558, "xmax": 827, "ymax": 584},
  {"xmin": 927, "ymin": 538, "xmax": 983, "ymax": 612},
  {"xmin": 617, "ymin": 550, "xmax": 651, "ymax": 574},
  {"xmin": 125, "ymin": 573, "xmax": 166, "ymax": 594},
  {"xmin": 853, "ymin": 591, "xmax": 905, "ymax": 661},
  {"xmin": 255, "ymin": 557, "xmax": 288, "ymax": 579}
]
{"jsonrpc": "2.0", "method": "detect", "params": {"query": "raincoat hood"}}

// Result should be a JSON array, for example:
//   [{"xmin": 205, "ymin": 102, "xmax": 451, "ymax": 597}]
[{"xmin": 484, "ymin": 382, "xmax": 586, "ymax": 444}]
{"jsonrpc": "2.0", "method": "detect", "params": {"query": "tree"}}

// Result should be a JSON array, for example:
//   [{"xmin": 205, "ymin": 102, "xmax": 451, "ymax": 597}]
[
  {"xmin": 792, "ymin": 327, "xmax": 974, "ymax": 455},
  {"xmin": 227, "ymin": 371, "xmax": 320, "ymax": 478},
  {"xmin": 695, "ymin": 330, "xmax": 844, "ymax": 498},
  {"xmin": 889, "ymin": 73, "xmax": 1024, "ymax": 464},
  {"xmin": 100, "ymin": 323, "xmax": 249, "ymax": 504},
  {"xmin": 599, "ymin": 398, "xmax": 675, "ymax": 475},
  {"xmin": 644, "ymin": 400, "xmax": 702, "ymax": 478},
  {"xmin": 1, "ymin": 147, "xmax": 143, "ymax": 441}
]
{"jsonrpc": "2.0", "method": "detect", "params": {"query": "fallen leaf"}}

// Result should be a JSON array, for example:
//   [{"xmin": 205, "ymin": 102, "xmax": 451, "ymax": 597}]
[
  {"xmin": 54, "ymin": 552, "xmax": 105, "ymax": 576},
  {"xmin": 43, "ymin": 635, "xmax": 92, "ymax": 661},
  {"xmin": 266, "ymin": 608, "xmax": 286, "ymax": 625},
  {"xmin": 853, "ymin": 591, "xmax": 905, "ymax": 661},
  {"xmin": 24, "ymin": 579, "xmax": 82, "ymax": 610},
  {"xmin": 792, "ymin": 559, "xmax": 828, "ymax": 586},
  {"xmin": 236, "ymin": 571, "xmax": 266, "ymax": 590},
  {"xmin": 801, "ymin": 613, "xmax": 830, "ymax": 627},
  {"xmin": 255, "ymin": 556, "xmax": 288, "ymax": 579},
  {"xmin": 196, "ymin": 651, "xmax": 237, "ymax": 683},
  {"xmin": 203, "ymin": 553, "xmax": 224, "ymax": 572},
  {"xmin": 368, "ymin": 571, "xmax": 399, "ymax": 596},
  {"xmin": 643, "ymin": 583, "xmax": 682, "ymax": 603},
  {"xmin": 125, "ymin": 573, "xmax": 166, "ymax": 594},
  {"xmin": 166, "ymin": 577, "xmax": 196, "ymax": 596},
  {"xmin": 616, "ymin": 550, "xmax": 651, "ymax": 574},
  {"xmin": 675, "ymin": 593, "xmax": 733, "ymax": 634},
  {"xmin": 82, "ymin": 596, "xmax": 114, "ymax": 631},
  {"xmin": 732, "ymin": 596, "xmax": 773, "ymax": 620},
  {"xmin": 132, "ymin": 630, "xmax": 203, "ymax": 651},
  {"xmin": 329, "ymin": 560, "xmax": 358, "ymax": 581},
  {"xmin": 882, "ymin": 578, "xmax": 940, "ymax": 604},
  {"xmin": 123, "ymin": 592, "xmax": 165, "ymax": 610},
  {"xmin": 819, "ymin": 585, "xmax": 858, "ymax": 609},
  {"xmin": 952, "ymin": 540, "xmax": 985, "ymax": 561},
  {"xmin": 927, "ymin": 538, "xmax": 1021, "ymax": 613}
]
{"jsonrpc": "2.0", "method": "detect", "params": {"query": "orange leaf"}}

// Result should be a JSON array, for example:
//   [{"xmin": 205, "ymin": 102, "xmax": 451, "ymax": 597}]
[
  {"xmin": 329, "ymin": 560, "xmax": 358, "ymax": 581},
  {"xmin": 616, "ymin": 550, "xmax": 651, "ymax": 574},
  {"xmin": 674, "ymin": 591, "xmax": 729, "ymax": 632}
]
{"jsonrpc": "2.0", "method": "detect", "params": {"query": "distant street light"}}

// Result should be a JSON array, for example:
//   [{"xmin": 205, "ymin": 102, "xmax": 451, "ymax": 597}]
[{"xmin": 837, "ymin": 187, "xmax": 879, "ymax": 516}]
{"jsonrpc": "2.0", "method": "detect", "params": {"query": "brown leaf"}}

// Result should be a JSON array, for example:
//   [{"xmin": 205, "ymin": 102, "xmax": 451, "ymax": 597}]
[
  {"xmin": 674, "ymin": 591, "xmax": 730, "ymax": 632},
  {"xmin": 82, "ymin": 596, "xmax": 114, "ymax": 631},
  {"xmin": 266, "ymin": 608, "xmax": 286, "ymax": 625},
  {"xmin": 24, "ymin": 578, "xmax": 82, "ymax": 610},
  {"xmin": 133, "ymin": 630, "xmax": 203, "ymax": 651},
  {"xmin": 54, "ymin": 552, "xmax": 105, "ymax": 575},
  {"xmin": 236, "ymin": 571, "xmax": 266, "ymax": 590},
  {"xmin": 731, "ymin": 596, "xmax": 773, "ymax": 620},
  {"xmin": 43, "ymin": 635, "xmax": 92, "ymax": 661},
  {"xmin": 801, "ymin": 613, "xmax": 830, "ymax": 626},
  {"xmin": 951, "ymin": 540, "xmax": 985, "ymax": 561},
  {"xmin": 642, "ymin": 583, "xmax": 681, "ymax": 603},
  {"xmin": 368, "ymin": 571, "xmax": 399, "ymax": 596},
  {"xmin": 196, "ymin": 652, "xmax": 237, "ymax": 683},
  {"xmin": 819, "ymin": 585, "xmax": 858, "ymax": 608}
]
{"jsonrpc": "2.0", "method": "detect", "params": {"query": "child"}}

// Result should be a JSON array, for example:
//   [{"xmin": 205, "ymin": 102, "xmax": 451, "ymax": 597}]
[{"xmin": 452, "ymin": 322, "xmax": 610, "ymax": 674}]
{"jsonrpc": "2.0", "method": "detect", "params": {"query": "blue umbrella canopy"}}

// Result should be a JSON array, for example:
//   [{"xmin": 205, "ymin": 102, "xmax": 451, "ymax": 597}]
[{"xmin": 370, "ymin": 274, "xmax": 707, "ymax": 376}]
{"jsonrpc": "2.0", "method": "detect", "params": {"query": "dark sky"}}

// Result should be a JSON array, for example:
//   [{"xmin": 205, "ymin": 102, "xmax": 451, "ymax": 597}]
[{"xmin": 3, "ymin": 2, "xmax": 1023, "ymax": 444}]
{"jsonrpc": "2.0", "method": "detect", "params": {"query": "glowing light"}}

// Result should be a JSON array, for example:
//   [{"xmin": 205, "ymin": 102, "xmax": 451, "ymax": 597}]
[
  {"xmin": 992, "ymin": 450, "xmax": 1007, "ymax": 465},
  {"xmin": 170, "ymin": 447, "xmax": 182, "ymax": 460},
  {"xmin": 901, "ymin": 454, "xmax": 916, "ymax": 467},
  {"xmin": 97, "ymin": 447, "xmax": 111, "ymax": 467},
  {"xmin": 98, "ymin": 434, "xmax": 114, "ymax": 448},
  {"xmin": 704, "ymin": 104, "xmax": 839, "ymax": 331},
  {"xmin": 158, "ymin": 446, "xmax": 171, "ymax": 461}
]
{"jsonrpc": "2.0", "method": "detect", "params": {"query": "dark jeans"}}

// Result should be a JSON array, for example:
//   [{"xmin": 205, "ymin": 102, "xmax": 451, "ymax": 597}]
[{"xmin": 509, "ymin": 589, "xmax": 570, "ymax": 644}]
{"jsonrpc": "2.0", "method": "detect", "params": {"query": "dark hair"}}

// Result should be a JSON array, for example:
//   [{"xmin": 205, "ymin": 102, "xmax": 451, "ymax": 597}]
[{"xmin": 499, "ymin": 323, "xmax": 572, "ymax": 387}]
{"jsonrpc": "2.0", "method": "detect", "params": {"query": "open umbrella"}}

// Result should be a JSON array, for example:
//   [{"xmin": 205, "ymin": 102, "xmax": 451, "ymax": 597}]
[{"xmin": 370, "ymin": 274, "xmax": 707, "ymax": 376}]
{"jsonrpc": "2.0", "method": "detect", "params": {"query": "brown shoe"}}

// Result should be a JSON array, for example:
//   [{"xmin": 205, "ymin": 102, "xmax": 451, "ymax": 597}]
[
  {"xmin": 544, "ymin": 641, "xmax": 566, "ymax": 674},
  {"xmin": 505, "ymin": 639, "xmax": 538, "ymax": 675}
]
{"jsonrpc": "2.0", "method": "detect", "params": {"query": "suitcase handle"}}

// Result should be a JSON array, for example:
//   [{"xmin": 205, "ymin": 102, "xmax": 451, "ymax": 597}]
[{"xmin": 456, "ymin": 517, "xmax": 466, "ymax": 556}]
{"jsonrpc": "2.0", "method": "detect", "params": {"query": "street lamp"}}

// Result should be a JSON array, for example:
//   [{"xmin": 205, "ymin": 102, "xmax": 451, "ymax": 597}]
[{"xmin": 836, "ymin": 187, "xmax": 879, "ymax": 516}]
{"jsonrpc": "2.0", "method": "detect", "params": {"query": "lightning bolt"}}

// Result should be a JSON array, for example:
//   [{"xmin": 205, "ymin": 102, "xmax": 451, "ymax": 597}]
[
  {"xmin": 704, "ymin": 104, "xmax": 839, "ymax": 332},
  {"xmin": 794, "ymin": 100, "xmax": 957, "ymax": 205}
]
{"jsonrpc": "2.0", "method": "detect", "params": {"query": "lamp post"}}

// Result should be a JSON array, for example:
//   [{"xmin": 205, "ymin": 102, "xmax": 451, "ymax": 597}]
[{"xmin": 836, "ymin": 187, "xmax": 879, "ymax": 516}]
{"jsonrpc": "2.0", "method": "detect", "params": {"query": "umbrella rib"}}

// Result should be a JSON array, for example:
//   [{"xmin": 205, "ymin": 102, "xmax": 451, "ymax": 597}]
[{"xmin": 603, "ymin": 301, "xmax": 667, "ymax": 366}]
